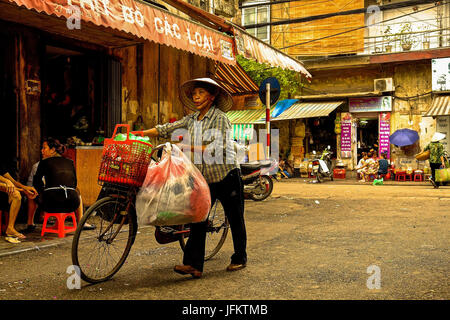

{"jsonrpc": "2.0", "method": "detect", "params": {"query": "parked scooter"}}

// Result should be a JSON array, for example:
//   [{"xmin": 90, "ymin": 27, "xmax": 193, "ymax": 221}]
[
  {"xmin": 311, "ymin": 145, "xmax": 334, "ymax": 183},
  {"xmin": 240, "ymin": 158, "xmax": 278, "ymax": 201}
]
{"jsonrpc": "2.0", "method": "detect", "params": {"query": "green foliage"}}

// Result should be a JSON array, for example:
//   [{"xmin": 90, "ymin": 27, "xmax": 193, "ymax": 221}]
[{"xmin": 237, "ymin": 55, "xmax": 304, "ymax": 100}]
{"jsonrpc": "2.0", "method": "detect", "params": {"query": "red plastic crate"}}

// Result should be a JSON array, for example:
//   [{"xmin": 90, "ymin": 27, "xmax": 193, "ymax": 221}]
[
  {"xmin": 98, "ymin": 124, "xmax": 152, "ymax": 187},
  {"xmin": 333, "ymin": 168, "xmax": 346, "ymax": 179}
]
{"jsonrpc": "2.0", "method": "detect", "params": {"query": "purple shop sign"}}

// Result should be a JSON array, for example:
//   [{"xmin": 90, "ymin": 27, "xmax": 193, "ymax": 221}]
[
  {"xmin": 349, "ymin": 96, "xmax": 392, "ymax": 113},
  {"xmin": 340, "ymin": 120, "xmax": 352, "ymax": 158},
  {"xmin": 378, "ymin": 113, "xmax": 391, "ymax": 159}
]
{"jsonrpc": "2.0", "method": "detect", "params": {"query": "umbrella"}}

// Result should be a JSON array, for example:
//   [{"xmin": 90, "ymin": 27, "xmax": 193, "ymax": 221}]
[{"xmin": 389, "ymin": 129, "xmax": 419, "ymax": 147}]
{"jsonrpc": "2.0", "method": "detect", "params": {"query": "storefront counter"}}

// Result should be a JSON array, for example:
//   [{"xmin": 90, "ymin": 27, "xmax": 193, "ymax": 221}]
[{"xmin": 66, "ymin": 146, "xmax": 104, "ymax": 207}]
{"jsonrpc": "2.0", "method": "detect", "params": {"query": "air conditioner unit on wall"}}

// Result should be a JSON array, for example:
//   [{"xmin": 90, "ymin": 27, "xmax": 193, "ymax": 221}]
[{"xmin": 374, "ymin": 78, "xmax": 394, "ymax": 92}]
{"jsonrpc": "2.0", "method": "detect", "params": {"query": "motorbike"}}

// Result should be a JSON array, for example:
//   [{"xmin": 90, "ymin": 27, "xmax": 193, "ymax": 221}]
[
  {"xmin": 240, "ymin": 158, "xmax": 278, "ymax": 201},
  {"xmin": 311, "ymin": 145, "xmax": 334, "ymax": 183}
]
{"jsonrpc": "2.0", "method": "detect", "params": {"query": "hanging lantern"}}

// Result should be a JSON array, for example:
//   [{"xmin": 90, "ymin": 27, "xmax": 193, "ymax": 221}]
[{"xmin": 313, "ymin": 119, "xmax": 320, "ymax": 126}]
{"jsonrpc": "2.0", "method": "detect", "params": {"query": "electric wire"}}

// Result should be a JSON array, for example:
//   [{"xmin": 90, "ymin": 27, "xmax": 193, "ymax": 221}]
[
  {"xmin": 270, "ymin": 16, "xmax": 448, "ymax": 33},
  {"xmin": 279, "ymin": 0, "xmax": 447, "ymax": 50},
  {"xmin": 291, "ymin": 26, "xmax": 450, "ymax": 56}
]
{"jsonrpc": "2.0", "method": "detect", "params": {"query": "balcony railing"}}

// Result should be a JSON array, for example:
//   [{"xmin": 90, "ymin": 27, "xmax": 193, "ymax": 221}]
[{"xmin": 363, "ymin": 28, "xmax": 450, "ymax": 54}]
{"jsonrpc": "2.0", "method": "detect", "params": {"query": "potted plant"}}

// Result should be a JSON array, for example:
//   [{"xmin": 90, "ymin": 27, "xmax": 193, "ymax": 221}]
[
  {"xmin": 421, "ymin": 25, "xmax": 431, "ymax": 49},
  {"xmin": 383, "ymin": 26, "xmax": 394, "ymax": 52},
  {"xmin": 398, "ymin": 22, "xmax": 416, "ymax": 51}
]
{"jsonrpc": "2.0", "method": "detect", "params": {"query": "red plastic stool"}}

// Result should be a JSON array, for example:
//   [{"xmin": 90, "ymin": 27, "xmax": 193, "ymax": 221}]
[
  {"xmin": 41, "ymin": 212, "xmax": 77, "ymax": 238},
  {"xmin": 396, "ymin": 172, "xmax": 406, "ymax": 181},
  {"xmin": 414, "ymin": 173, "xmax": 423, "ymax": 182}
]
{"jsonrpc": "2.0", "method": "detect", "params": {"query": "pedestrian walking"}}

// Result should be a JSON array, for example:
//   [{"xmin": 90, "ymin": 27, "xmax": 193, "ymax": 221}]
[
  {"xmin": 142, "ymin": 78, "xmax": 247, "ymax": 278},
  {"xmin": 424, "ymin": 132, "xmax": 446, "ymax": 188}
]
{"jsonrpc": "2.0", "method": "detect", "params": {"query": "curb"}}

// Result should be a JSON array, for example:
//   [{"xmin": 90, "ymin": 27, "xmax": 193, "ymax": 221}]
[
  {"xmin": 0, "ymin": 238, "xmax": 71, "ymax": 258},
  {"xmin": 274, "ymin": 178, "xmax": 434, "ymax": 187}
]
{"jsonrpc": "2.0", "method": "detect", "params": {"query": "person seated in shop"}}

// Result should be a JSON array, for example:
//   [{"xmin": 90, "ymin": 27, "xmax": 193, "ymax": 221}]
[
  {"xmin": 360, "ymin": 151, "xmax": 379, "ymax": 182},
  {"xmin": 22, "ymin": 160, "xmax": 42, "ymax": 233},
  {"xmin": 356, "ymin": 152, "xmax": 368, "ymax": 180},
  {"xmin": 32, "ymin": 138, "xmax": 94, "ymax": 230},
  {"xmin": 377, "ymin": 152, "xmax": 389, "ymax": 178},
  {"xmin": 70, "ymin": 102, "xmax": 90, "ymax": 142},
  {"xmin": 0, "ymin": 156, "xmax": 38, "ymax": 243},
  {"xmin": 278, "ymin": 157, "xmax": 292, "ymax": 178}
]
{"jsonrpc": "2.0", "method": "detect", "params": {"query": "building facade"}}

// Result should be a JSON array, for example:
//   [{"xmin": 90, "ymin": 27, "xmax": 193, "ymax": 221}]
[{"xmin": 235, "ymin": 0, "xmax": 450, "ymax": 173}]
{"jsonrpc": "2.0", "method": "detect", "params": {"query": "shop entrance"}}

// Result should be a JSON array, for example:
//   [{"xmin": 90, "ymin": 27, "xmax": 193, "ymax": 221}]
[
  {"xmin": 41, "ymin": 44, "xmax": 122, "ymax": 144},
  {"xmin": 305, "ymin": 110, "xmax": 338, "ymax": 156},
  {"xmin": 355, "ymin": 114, "xmax": 378, "ymax": 161}
]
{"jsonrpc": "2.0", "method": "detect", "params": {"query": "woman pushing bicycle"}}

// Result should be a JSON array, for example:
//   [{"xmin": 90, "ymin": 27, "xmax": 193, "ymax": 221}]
[{"xmin": 142, "ymin": 78, "xmax": 247, "ymax": 279}]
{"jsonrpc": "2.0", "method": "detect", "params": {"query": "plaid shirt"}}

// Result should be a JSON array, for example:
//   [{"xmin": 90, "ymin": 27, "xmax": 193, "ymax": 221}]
[{"xmin": 156, "ymin": 106, "xmax": 238, "ymax": 184}]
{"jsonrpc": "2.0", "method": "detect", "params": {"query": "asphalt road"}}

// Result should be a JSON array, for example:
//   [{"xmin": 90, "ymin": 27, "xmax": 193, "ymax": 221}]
[{"xmin": 0, "ymin": 180, "xmax": 448, "ymax": 301}]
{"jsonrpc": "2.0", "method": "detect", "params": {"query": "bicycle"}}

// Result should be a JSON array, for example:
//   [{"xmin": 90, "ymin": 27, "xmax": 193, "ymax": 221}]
[{"xmin": 71, "ymin": 126, "xmax": 229, "ymax": 284}]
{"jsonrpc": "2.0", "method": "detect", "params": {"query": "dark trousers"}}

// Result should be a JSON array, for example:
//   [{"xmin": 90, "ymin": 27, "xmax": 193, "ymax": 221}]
[
  {"xmin": 183, "ymin": 168, "xmax": 247, "ymax": 272},
  {"xmin": 430, "ymin": 162, "xmax": 441, "ymax": 183}
]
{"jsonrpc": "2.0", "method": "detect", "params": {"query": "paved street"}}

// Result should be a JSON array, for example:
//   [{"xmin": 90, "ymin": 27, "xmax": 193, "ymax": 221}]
[{"xmin": 0, "ymin": 179, "xmax": 448, "ymax": 300}]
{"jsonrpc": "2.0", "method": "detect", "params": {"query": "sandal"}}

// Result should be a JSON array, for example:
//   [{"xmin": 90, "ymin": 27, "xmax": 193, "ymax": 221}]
[
  {"xmin": 6, "ymin": 232, "xmax": 26, "ymax": 239},
  {"xmin": 5, "ymin": 236, "xmax": 21, "ymax": 244}
]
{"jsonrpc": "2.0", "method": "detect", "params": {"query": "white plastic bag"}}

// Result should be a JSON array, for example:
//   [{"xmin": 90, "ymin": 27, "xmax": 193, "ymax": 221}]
[{"xmin": 136, "ymin": 143, "xmax": 211, "ymax": 226}]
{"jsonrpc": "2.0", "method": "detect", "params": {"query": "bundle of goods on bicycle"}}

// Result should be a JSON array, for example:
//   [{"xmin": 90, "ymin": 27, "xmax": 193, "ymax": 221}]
[
  {"xmin": 136, "ymin": 143, "xmax": 211, "ymax": 226},
  {"xmin": 98, "ymin": 126, "xmax": 153, "ymax": 187}
]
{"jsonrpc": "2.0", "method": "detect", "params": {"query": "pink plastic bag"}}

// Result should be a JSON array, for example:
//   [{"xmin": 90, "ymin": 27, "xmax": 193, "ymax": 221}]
[{"xmin": 136, "ymin": 144, "xmax": 211, "ymax": 226}]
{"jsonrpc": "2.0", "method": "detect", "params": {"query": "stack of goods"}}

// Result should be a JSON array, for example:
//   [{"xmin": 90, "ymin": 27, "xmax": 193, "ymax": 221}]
[{"xmin": 291, "ymin": 121, "xmax": 305, "ymax": 168}]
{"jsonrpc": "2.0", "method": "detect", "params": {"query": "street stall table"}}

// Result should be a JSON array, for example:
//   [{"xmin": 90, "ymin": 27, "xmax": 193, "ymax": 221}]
[{"xmin": 64, "ymin": 146, "xmax": 103, "ymax": 207}]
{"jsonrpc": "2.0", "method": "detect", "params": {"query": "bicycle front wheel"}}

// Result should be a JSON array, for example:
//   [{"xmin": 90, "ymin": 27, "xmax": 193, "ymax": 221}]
[
  {"xmin": 71, "ymin": 196, "xmax": 137, "ymax": 284},
  {"xmin": 179, "ymin": 199, "xmax": 229, "ymax": 261}
]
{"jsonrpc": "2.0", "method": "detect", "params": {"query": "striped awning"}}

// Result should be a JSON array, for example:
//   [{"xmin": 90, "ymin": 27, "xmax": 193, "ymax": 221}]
[
  {"xmin": 270, "ymin": 101, "xmax": 344, "ymax": 121},
  {"xmin": 212, "ymin": 62, "xmax": 259, "ymax": 95},
  {"xmin": 232, "ymin": 124, "xmax": 254, "ymax": 141},
  {"xmin": 425, "ymin": 96, "xmax": 450, "ymax": 117},
  {"xmin": 226, "ymin": 107, "xmax": 274, "ymax": 124}
]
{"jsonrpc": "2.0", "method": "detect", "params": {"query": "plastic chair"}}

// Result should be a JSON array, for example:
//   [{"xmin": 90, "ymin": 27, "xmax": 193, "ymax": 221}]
[{"xmin": 41, "ymin": 212, "xmax": 77, "ymax": 238}]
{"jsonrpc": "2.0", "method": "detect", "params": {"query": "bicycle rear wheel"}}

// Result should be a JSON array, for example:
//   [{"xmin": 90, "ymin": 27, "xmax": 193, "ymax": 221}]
[
  {"xmin": 71, "ymin": 196, "xmax": 137, "ymax": 284},
  {"xmin": 179, "ymin": 199, "xmax": 229, "ymax": 261}
]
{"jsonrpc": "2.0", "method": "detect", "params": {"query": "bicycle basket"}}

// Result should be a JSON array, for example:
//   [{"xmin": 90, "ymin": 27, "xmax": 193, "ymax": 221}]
[{"xmin": 98, "ymin": 124, "xmax": 153, "ymax": 187}]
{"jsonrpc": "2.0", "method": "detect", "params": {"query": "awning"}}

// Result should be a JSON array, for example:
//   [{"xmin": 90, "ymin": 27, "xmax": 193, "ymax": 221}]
[
  {"xmin": 271, "ymin": 99, "xmax": 299, "ymax": 118},
  {"xmin": 269, "ymin": 101, "xmax": 344, "ymax": 121},
  {"xmin": 5, "ymin": 0, "xmax": 236, "ymax": 64},
  {"xmin": 425, "ymin": 95, "xmax": 450, "ymax": 117},
  {"xmin": 232, "ymin": 124, "xmax": 254, "ymax": 141},
  {"xmin": 212, "ymin": 61, "xmax": 259, "ymax": 96},
  {"xmin": 233, "ymin": 26, "xmax": 311, "ymax": 79},
  {"xmin": 226, "ymin": 107, "xmax": 274, "ymax": 124},
  {"xmin": 251, "ymin": 99, "xmax": 298, "ymax": 124}
]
